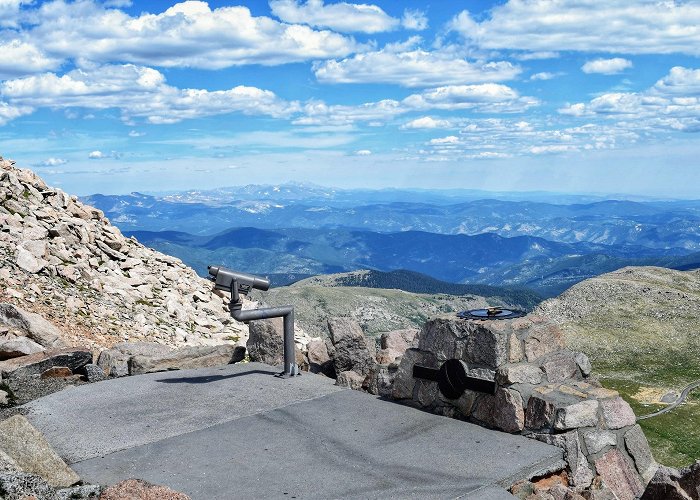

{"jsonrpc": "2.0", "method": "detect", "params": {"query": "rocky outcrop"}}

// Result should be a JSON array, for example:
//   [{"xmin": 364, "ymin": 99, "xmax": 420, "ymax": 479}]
[
  {"xmin": 0, "ymin": 155, "xmax": 248, "ymax": 351},
  {"xmin": 641, "ymin": 461, "xmax": 700, "ymax": 500},
  {"xmin": 0, "ymin": 348, "xmax": 91, "ymax": 379}
]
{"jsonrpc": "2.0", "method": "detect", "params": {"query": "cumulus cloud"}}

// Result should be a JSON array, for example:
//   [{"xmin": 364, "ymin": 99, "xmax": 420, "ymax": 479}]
[
  {"xmin": 0, "ymin": 101, "xmax": 32, "ymax": 125},
  {"xmin": 294, "ymin": 83, "xmax": 537, "ymax": 126},
  {"xmin": 451, "ymin": 0, "xmax": 700, "ymax": 56},
  {"xmin": 314, "ymin": 43, "xmax": 521, "ymax": 87},
  {"xmin": 88, "ymin": 150, "xmax": 106, "ymax": 159},
  {"xmin": 401, "ymin": 116, "xmax": 453, "ymax": 129},
  {"xmin": 401, "ymin": 9, "xmax": 428, "ymax": 31},
  {"xmin": 581, "ymin": 58, "xmax": 633, "ymax": 75},
  {"xmin": 0, "ymin": 40, "xmax": 62, "ymax": 78},
  {"xmin": 429, "ymin": 135, "xmax": 459, "ymax": 145},
  {"xmin": 40, "ymin": 157, "xmax": 68, "ymax": 166},
  {"xmin": 529, "ymin": 72, "xmax": 557, "ymax": 81},
  {"xmin": 0, "ymin": 0, "xmax": 27, "ymax": 27},
  {"xmin": 269, "ymin": 0, "xmax": 398, "ymax": 33},
  {"xmin": 558, "ymin": 66, "xmax": 700, "ymax": 132},
  {"xmin": 21, "ymin": 0, "xmax": 359, "ymax": 70},
  {"xmin": 354, "ymin": 149, "xmax": 372, "ymax": 155},
  {"xmin": 1, "ymin": 64, "xmax": 300, "ymax": 124}
]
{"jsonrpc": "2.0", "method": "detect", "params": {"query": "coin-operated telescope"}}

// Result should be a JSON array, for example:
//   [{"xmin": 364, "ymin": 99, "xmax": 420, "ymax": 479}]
[{"xmin": 208, "ymin": 265, "xmax": 299, "ymax": 378}]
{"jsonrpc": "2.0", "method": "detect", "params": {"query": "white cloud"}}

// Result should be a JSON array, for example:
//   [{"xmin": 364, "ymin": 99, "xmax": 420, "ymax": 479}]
[
  {"xmin": 23, "ymin": 1, "xmax": 359, "ymax": 69},
  {"xmin": 429, "ymin": 136, "xmax": 459, "ymax": 145},
  {"xmin": 0, "ymin": 40, "xmax": 62, "ymax": 78},
  {"xmin": 451, "ymin": 0, "xmax": 700, "ymax": 56},
  {"xmin": 128, "ymin": 130, "xmax": 144, "ymax": 137},
  {"xmin": 558, "ymin": 66, "xmax": 700, "ymax": 132},
  {"xmin": 40, "ymin": 157, "xmax": 68, "ymax": 166},
  {"xmin": 269, "ymin": 0, "xmax": 398, "ymax": 33},
  {"xmin": 402, "ymin": 9, "xmax": 428, "ymax": 31},
  {"xmin": 402, "ymin": 116, "xmax": 453, "ymax": 129},
  {"xmin": 88, "ymin": 150, "xmax": 106, "ymax": 159},
  {"xmin": 0, "ymin": 101, "xmax": 32, "ymax": 125},
  {"xmin": 0, "ymin": 0, "xmax": 27, "ymax": 27},
  {"xmin": 528, "ymin": 145, "xmax": 579, "ymax": 155},
  {"xmin": 314, "ymin": 44, "xmax": 521, "ymax": 87},
  {"xmin": 581, "ymin": 58, "xmax": 633, "ymax": 75},
  {"xmin": 1, "ymin": 64, "xmax": 300, "ymax": 124},
  {"xmin": 354, "ymin": 149, "xmax": 371, "ymax": 156},
  {"xmin": 529, "ymin": 72, "xmax": 557, "ymax": 81}
]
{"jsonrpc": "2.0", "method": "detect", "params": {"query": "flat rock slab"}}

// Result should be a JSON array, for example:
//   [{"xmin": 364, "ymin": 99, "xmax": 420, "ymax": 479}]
[{"xmin": 23, "ymin": 362, "xmax": 563, "ymax": 499}]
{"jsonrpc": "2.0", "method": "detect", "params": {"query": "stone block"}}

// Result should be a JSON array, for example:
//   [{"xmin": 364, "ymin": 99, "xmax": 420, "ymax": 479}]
[
  {"xmin": 366, "ymin": 364, "xmax": 395, "ymax": 397},
  {"xmin": 532, "ymin": 431, "xmax": 594, "ymax": 489},
  {"xmin": 247, "ymin": 317, "xmax": 285, "ymax": 366},
  {"xmin": 391, "ymin": 348, "xmax": 435, "ymax": 400},
  {"xmin": 581, "ymin": 429, "xmax": 617, "ymax": 455},
  {"xmin": 336, "ymin": 370, "xmax": 365, "ymax": 391},
  {"xmin": 524, "ymin": 323, "xmax": 565, "ymax": 362},
  {"xmin": 0, "ymin": 348, "xmax": 91, "ymax": 379},
  {"xmin": 55, "ymin": 483, "xmax": 102, "ymax": 499},
  {"xmin": 466, "ymin": 322, "xmax": 508, "ymax": 368},
  {"xmin": 306, "ymin": 338, "xmax": 335, "ymax": 377},
  {"xmin": 497, "ymin": 363, "xmax": 543, "ymax": 385},
  {"xmin": 472, "ymin": 388, "xmax": 524, "ymax": 433},
  {"xmin": 540, "ymin": 351, "xmax": 580, "ymax": 383},
  {"xmin": 575, "ymin": 352, "xmax": 592, "ymax": 377},
  {"xmin": 600, "ymin": 397, "xmax": 636, "ymax": 430},
  {"xmin": 593, "ymin": 449, "xmax": 643, "ymax": 500},
  {"xmin": 378, "ymin": 328, "xmax": 418, "ymax": 364},
  {"xmin": 0, "ymin": 415, "xmax": 80, "ymax": 488},
  {"xmin": 554, "ymin": 399, "xmax": 599, "ymax": 430},
  {"xmin": 80, "ymin": 363, "xmax": 106, "ymax": 383},
  {"xmin": 417, "ymin": 318, "xmax": 462, "ymax": 360},
  {"xmin": 508, "ymin": 332, "xmax": 524, "ymax": 363},
  {"xmin": 624, "ymin": 424, "xmax": 658, "ymax": 485},
  {"xmin": 129, "ymin": 345, "xmax": 246, "ymax": 374},
  {"xmin": 97, "ymin": 342, "xmax": 173, "ymax": 377},
  {"xmin": 525, "ymin": 395, "xmax": 556, "ymax": 430},
  {"xmin": 451, "ymin": 389, "xmax": 477, "ymax": 418},
  {"xmin": 327, "ymin": 317, "xmax": 376, "ymax": 376},
  {"xmin": 415, "ymin": 379, "xmax": 439, "ymax": 407}
]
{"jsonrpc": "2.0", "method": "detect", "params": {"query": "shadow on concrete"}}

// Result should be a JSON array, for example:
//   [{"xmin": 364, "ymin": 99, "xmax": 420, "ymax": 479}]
[{"xmin": 154, "ymin": 369, "xmax": 275, "ymax": 384}]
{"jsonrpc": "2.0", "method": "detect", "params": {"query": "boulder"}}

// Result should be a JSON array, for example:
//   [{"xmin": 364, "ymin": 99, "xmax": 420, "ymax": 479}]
[
  {"xmin": 0, "ymin": 415, "xmax": 80, "ymax": 488},
  {"xmin": 594, "ymin": 449, "xmax": 643, "ymax": 500},
  {"xmin": 0, "ymin": 335, "xmax": 45, "ymax": 360},
  {"xmin": 376, "ymin": 328, "xmax": 418, "ymax": 364},
  {"xmin": 0, "ymin": 472, "xmax": 57, "ymax": 500},
  {"xmin": 306, "ymin": 338, "xmax": 335, "ymax": 377},
  {"xmin": 80, "ymin": 363, "xmax": 106, "ymax": 383},
  {"xmin": 677, "ymin": 461, "xmax": 700, "ymax": 500},
  {"xmin": 540, "ymin": 351, "xmax": 580, "ymax": 383},
  {"xmin": 472, "ymin": 388, "xmax": 525, "ymax": 433},
  {"xmin": 247, "ymin": 318, "xmax": 285, "ymax": 366},
  {"xmin": 97, "ymin": 342, "xmax": 174, "ymax": 377},
  {"xmin": 55, "ymin": 484, "xmax": 102, "ymax": 499},
  {"xmin": 0, "ymin": 348, "xmax": 91, "ymax": 379},
  {"xmin": 0, "ymin": 303, "xmax": 66, "ymax": 348},
  {"xmin": 497, "ymin": 363, "xmax": 544, "ymax": 385},
  {"xmin": 624, "ymin": 424, "xmax": 658, "ymax": 485},
  {"xmin": 391, "ymin": 348, "xmax": 436, "ymax": 400},
  {"xmin": 99, "ymin": 479, "xmax": 190, "ymax": 500},
  {"xmin": 327, "ymin": 317, "xmax": 375, "ymax": 377},
  {"xmin": 336, "ymin": 370, "xmax": 365, "ymax": 391},
  {"xmin": 129, "ymin": 345, "xmax": 246, "ymax": 374},
  {"xmin": 640, "ymin": 465, "xmax": 689, "ymax": 500},
  {"xmin": 581, "ymin": 429, "xmax": 617, "ymax": 455},
  {"xmin": 600, "ymin": 397, "xmax": 636, "ymax": 430},
  {"xmin": 553, "ymin": 399, "xmax": 599, "ymax": 430}
]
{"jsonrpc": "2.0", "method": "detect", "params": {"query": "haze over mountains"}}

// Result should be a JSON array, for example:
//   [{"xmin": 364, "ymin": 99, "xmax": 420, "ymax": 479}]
[{"xmin": 84, "ymin": 184, "xmax": 700, "ymax": 297}]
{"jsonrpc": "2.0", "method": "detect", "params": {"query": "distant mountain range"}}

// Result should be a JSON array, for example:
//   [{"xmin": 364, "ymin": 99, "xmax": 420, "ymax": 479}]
[{"xmin": 84, "ymin": 184, "xmax": 700, "ymax": 298}]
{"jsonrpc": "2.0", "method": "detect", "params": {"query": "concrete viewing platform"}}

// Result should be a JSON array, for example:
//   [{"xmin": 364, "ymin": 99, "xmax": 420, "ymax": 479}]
[{"xmin": 22, "ymin": 362, "xmax": 563, "ymax": 499}]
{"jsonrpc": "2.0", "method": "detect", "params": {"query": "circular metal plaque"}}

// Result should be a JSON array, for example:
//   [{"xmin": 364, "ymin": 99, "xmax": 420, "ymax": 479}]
[{"xmin": 457, "ymin": 307, "xmax": 526, "ymax": 321}]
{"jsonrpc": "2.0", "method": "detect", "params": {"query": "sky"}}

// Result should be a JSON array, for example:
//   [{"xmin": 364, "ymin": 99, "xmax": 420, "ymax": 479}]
[{"xmin": 0, "ymin": 0, "xmax": 699, "ymax": 197}]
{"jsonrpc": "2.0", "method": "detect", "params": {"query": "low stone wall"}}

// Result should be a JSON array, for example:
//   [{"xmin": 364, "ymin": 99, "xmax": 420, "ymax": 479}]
[{"xmin": 390, "ymin": 314, "xmax": 657, "ymax": 500}]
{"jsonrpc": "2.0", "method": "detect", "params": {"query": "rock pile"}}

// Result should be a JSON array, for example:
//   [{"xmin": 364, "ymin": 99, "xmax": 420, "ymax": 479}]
[{"xmin": 0, "ymin": 155, "xmax": 248, "ymax": 351}]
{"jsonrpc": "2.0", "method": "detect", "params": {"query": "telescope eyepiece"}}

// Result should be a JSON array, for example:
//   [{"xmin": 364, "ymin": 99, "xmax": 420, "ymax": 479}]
[{"xmin": 207, "ymin": 265, "xmax": 270, "ymax": 294}]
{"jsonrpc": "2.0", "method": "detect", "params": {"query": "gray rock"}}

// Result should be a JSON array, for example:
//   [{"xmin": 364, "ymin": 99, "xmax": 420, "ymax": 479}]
[
  {"xmin": 327, "ymin": 317, "xmax": 375, "ymax": 377},
  {"xmin": 0, "ymin": 472, "xmax": 57, "ymax": 500},
  {"xmin": 0, "ymin": 336, "xmax": 45, "ymax": 360},
  {"xmin": 554, "ymin": 399, "xmax": 599, "ymax": 430},
  {"xmin": 593, "ymin": 449, "xmax": 643, "ymax": 500},
  {"xmin": 497, "ymin": 363, "xmax": 543, "ymax": 385},
  {"xmin": 523, "ymin": 323, "xmax": 565, "ymax": 362},
  {"xmin": 366, "ymin": 364, "xmax": 396, "ymax": 397},
  {"xmin": 306, "ymin": 338, "xmax": 334, "ymax": 377},
  {"xmin": 472, "ymin": 388, "xmax": 524, "ymax": 433},
  {"xmin": 677, "ymin": 461, "xmax": 700, "ymax": 500},
  {"xmin": 0, "ymin": 415, "xmax": 80, "ymax": 488},
  {"xmin": 97, "ymin": 342, "xmax": 173, "ymax": 377},
  {"xmin": 600, "ymin": 396, "xmax": 637, "ymax": 430},
  {"xmin": 0, "ymin": 348, "xmax": 91, "ymax": 379},
  {"xmin": 247, "ymin": 317, "xmax": 285, "ymax": 366},
  {"xmin": 80, "ymin": 363, "xmax": 106, "ymax": 383},
  {"xmin": 581, "ymin": 428, "xmax": 617, "ymax": 455},
  {"xmin": 575, "ymin": 352, "xmax": 592, "ymax": 377},
  {"xmin": 533, "ymin": 431, "xmax": 594, "ymax": 489},
  {"xmin": 376, "ymin": 328, "xmax": 418, "ymax": 364},
  {"xmin": 640, "ymin": 465, "xmax": 690, "ymax": 500},
  {"xmin": 129, "ymin": 345, "xmax": 245, "ymax": 375},
  {"xmin": 391, "ymin": 348, "xmax": 436, "ymax": 400},
  {"xmin": 55, "ymin": 484, "xmax": 102, "ymax": 499},
  {"xmin": 0, "ymin": 390, "xmax": 7, "ymax": 405},
  {"xmin": 525, "ymin": 395, "xmax": 556, "ymax": 430},
  {"xmin": 15, "ymin": 246, "xmax": 46, "ymax": 273},
  {"xmin": 540, "ymin": 351, "xmax": 580, "ymax": 383},
  {"xmin": 336, "ymin": 370, "xmax": 365, "ymax": 391},
  {"xmin": 465, "ymin": 322, "xmax": 508, "ymax": 368},
  {"xmin": 0, "ymin": 303, "xmax": 66, "ymax": 348},
  {"xmin": 0, "ymin": 449, "xmax": 21, "ymax": 473},
  {"xmin": 625, "ymin": 424, "xmax": 657, "ymax": 485}
]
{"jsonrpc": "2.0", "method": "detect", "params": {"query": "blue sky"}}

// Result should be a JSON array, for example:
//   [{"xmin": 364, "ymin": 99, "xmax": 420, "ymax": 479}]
[{"xmin": 0, "ymin": 0, "xmax": 699, "ymax": 197}]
